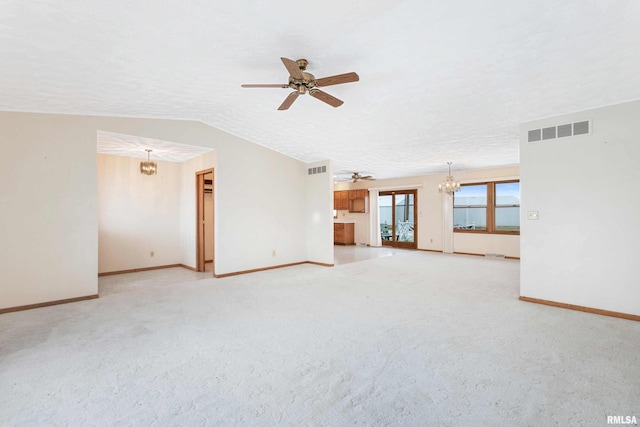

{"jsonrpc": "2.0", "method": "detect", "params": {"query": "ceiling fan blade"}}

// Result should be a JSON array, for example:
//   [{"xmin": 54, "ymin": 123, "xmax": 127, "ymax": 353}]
[
  {"xmin": 362, "ymin": 176, "xmax": 375, "ymax": 180},
  {"xmin": 281, "ymin": 57, "xmax": 304, "ymax": 80},
  {"xmin": 278, "ymin": 92, "xmax": 299, "ymax": 110},
  {"xmin": 309, "ymin": 89, "xmax": 344, "ymax": 108},
  {"xmin": 241, "ymin": 84, "xmax": 289, "ymax": 88},
  {"xmin": 315, "ymin": 72, "xmax": 360, "ymax": 87}
]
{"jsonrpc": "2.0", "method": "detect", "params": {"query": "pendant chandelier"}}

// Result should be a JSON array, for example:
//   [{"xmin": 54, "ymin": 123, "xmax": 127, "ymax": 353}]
[
  {"xmin": 438, "ymin": 162, "xmax": 460, "ymax": 194},
  {"xmin": 140, "ymin": 149, "xmax": 157, "ymax": 175}
]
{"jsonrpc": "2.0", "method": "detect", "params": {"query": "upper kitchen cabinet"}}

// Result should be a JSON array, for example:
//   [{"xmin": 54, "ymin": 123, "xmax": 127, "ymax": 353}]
[
  {"xmin": 348, "ymin": 189, "xmax": 369, "ymax": 213},
  {"xmin": 333, "ymin": 190, "xmax": 349, "ymax": 210},
  {"xmin": 334, "ymin": 189, "xmax": 368, "ymax": 212},
  {"xmin": 348, "ymin": 189, "xmax": 367, "ymax": 200}
]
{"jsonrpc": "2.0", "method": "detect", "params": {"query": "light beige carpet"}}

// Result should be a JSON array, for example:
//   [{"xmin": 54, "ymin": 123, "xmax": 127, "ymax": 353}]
[{"xmin": 1, "ymin": 250, "xmax": 638, "ymax": 425}]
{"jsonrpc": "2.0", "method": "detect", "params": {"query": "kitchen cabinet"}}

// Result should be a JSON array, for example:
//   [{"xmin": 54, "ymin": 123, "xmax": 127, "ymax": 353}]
[
  {"xmin": 350, "ymin": 198, "xmax": 368, "ymax": 213},
  {"xmin": 334, "ymin": 189, "xmax": 368, "ymax": 212},
  {"xmin": 348, "ymin": 189, "xmax": 367, "ymax": 200},
  {"xmin": 334, "ymin": 222, "xmax": 355, "ymax": 245},
  {"xmin": 348, "ymin": 189, "xmax": 369, "ymax": 213},
  {"xmin": 333, "ymin": 190, "xmax": 349, "ymax": 210}
]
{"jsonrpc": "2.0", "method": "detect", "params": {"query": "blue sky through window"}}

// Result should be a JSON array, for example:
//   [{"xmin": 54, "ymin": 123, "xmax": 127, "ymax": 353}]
[{"xmin": 496, "ymin": 182, "xmax": 520, "ymax": 205}]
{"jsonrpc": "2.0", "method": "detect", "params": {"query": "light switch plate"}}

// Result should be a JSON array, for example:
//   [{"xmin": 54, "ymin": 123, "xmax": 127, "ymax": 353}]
[{"xmin": 528, "ymin": 211, "xmax": 539, "ymax": 220}]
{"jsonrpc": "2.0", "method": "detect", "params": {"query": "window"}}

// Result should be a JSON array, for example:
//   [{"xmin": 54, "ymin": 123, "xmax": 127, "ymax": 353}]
[
  {"xmin": 453, "ymin": 184, "xmax": 487, "ymax": 230},
  {"xmin": 494, "ymin": 182, "xmax": 520, "ymax": 232},
  {"xmin": 454, "ymin": 181, "xmax": 520, "ymax": 234}
]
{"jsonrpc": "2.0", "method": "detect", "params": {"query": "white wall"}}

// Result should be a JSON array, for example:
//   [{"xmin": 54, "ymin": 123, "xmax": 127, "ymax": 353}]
[
  {"xmin": 0, "ymin": 111, "xmax": 321, "ymax": 310},
  {"xmin": 97, "ymin": 154, "xmax": 181, "ymax": 273},
  {"xmin": 306, "ymin": 160, "xmax": 334, "ymax": 265},
  {"xmin": 213, "ymin": 141, "xmax": 307, "ymax": 274},
  {"xmin": 0, "ymin": 113, "xmax": 98, "ymax": 308},
  {"xmin": 453, "ymin": 233, "xmax": 520, "ymax": 257},
  {"xmin": 520, "ymin": 100, "xmax": 640, "ymax": 316},
  {"xmin": 335, "ymin": 165, "xmax": 520, "ymax": 257}
]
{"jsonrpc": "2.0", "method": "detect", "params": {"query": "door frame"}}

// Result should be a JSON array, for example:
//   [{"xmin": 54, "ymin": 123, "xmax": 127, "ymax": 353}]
[
  {"xmin": 380, "ymin": 189, "xmax": 418, "ymax": 249},
  {"xmin": 196, "ymin": 168, "xmax": 214, "ymax": 274}
]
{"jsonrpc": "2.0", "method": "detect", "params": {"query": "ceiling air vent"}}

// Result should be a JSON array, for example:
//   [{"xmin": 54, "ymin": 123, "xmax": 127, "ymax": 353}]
[
  {"xmin": 308, "ymin": 165, "xmax": 327, "ymax": 175},
  {"xmin": 528, "ymin": 120, "xmax": 590, "ymax": 143}
]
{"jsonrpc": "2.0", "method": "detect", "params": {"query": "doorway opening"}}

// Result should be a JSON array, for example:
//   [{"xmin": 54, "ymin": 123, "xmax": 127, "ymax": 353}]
[
  {"xmin": 379, "ymin": 189, "xmax": 417, "ymax": 249},
  {"xmin": 196, "ymin": 169, "xmax": 214, "ymax": 273}
]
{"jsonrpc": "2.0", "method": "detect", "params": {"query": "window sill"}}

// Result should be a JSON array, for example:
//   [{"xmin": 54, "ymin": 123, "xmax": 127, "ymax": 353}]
[{"xmin": 454, "ymin": 229, "xmax": 520, "ymax": 236}]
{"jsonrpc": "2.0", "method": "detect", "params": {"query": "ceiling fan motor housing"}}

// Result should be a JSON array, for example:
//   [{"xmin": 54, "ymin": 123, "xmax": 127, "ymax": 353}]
[{"xmin": 289, "ymin": 71, "xmax": 316, "ymax": 94}]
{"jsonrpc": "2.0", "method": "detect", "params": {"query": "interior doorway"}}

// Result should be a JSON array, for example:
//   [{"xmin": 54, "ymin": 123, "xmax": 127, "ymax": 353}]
[
  {"xmin": 196, "ymin": 169, "xmax": 214, "ymax": 273},
  {"xmin": 379, "ymin": 189, "xmax": 417, "ymax": 249}
]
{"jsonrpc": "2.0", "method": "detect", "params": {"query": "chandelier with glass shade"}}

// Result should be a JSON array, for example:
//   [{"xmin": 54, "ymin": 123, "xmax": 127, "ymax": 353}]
[{"xmin": 140, "ymin": 149, "xmax": 157, "ymax": 175}]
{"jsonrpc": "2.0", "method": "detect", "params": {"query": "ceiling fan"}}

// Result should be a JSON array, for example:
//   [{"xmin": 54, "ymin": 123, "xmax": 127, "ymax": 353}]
[
  {"xmin": 351, "ymin": 172, "xmax": 375, "ymax": 182},
  {"xmin": 241, "ymin": 57, "xmax": 359, "ymax": 110}
]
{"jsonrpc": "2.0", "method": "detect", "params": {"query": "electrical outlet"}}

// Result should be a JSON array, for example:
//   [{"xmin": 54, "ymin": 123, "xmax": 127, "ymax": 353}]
[
  {"xmin": 150, "ymin": 251, "xmax": 154, "ymax": 257},
  {"xmin": 272, "ymin": 250, "xmax": 276, "ymax": 257}
]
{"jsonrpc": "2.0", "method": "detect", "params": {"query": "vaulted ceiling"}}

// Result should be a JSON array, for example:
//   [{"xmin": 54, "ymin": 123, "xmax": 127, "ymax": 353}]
[{"xmin": 2, "ymin": 1, "xmax": 640, "ymax": 180}]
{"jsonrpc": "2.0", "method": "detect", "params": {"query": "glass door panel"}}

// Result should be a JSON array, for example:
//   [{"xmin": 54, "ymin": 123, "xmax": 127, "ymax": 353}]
[
  {"xmin": 379, "ymin": 190, "xmax": 417, "ymax": 249},
  {"xmin": 379, "ymin": 194, "xmax": 393, "ymax": 244},
  {"xmin": 395, "ymin": 193, "xmax": 414, "ymax": 243}
]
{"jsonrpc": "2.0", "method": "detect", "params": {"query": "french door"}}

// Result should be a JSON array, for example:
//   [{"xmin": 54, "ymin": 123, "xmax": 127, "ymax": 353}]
[{"xmin": 379, "ymin": 190, "xmax": 417, "ymax": 249}]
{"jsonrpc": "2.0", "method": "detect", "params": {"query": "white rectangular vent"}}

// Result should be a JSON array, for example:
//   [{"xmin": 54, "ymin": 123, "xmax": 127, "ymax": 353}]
[
  {"xmin": 485, "ymin": 253, "xmax": 505, "ymax": 259},
  {"xmin": 528, "ymin": 120, "xmax": 590, "ymax": 142},
  {"xmin": 308, "ymin": 165, "xmax": 327, "ymax": 175}
]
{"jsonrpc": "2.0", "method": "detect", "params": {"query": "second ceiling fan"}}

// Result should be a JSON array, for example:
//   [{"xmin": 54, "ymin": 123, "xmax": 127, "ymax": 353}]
[
  {"xmin": 241, "ymin": 57, "xmax": 359, "ymax": 110},
  {"xmin": 351, "ymin": 172, "xmax": 375, "ymax": 182}
]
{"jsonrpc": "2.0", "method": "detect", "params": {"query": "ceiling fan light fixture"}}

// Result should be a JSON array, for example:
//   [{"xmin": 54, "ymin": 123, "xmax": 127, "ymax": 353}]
[
  {"xmin": 438, "ymin": 162, "xmax": 460, "ymax": 194},
  {"xmin": 140, "ymin": 149, "xmax": 157, "ymax": 175}
]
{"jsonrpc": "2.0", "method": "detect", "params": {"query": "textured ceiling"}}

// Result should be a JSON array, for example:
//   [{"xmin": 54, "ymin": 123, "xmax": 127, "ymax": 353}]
[
  {"xmin": 97, "ymin": 131, "xmax": 213, "ymax": 162},
  {"xmin": 1, "ymin": 1, "xmax": 640, "ymax": 180}
]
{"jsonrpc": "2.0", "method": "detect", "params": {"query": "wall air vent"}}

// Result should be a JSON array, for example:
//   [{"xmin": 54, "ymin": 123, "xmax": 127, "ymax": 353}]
[
  {"xmin": 542, "ymin": 126, "xmax": 556, "ymax": 140},
  {"xmin": 557, "ymin": 124, "xmax": 572, "ymax": 138},
  {"xmin": 573, "ymin": 120, "xmax": 589, "ymax": 135},
  {"xmin": 528, "ymin": 120, "xmax": 590, "ymax": 143},
  {"xmin": 307, "ymin": 165, "xmax": 327, "ymax": 175},
  {"xmin": 528, "ymin": 129, "xmax": 541, "ymax": 142}
]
